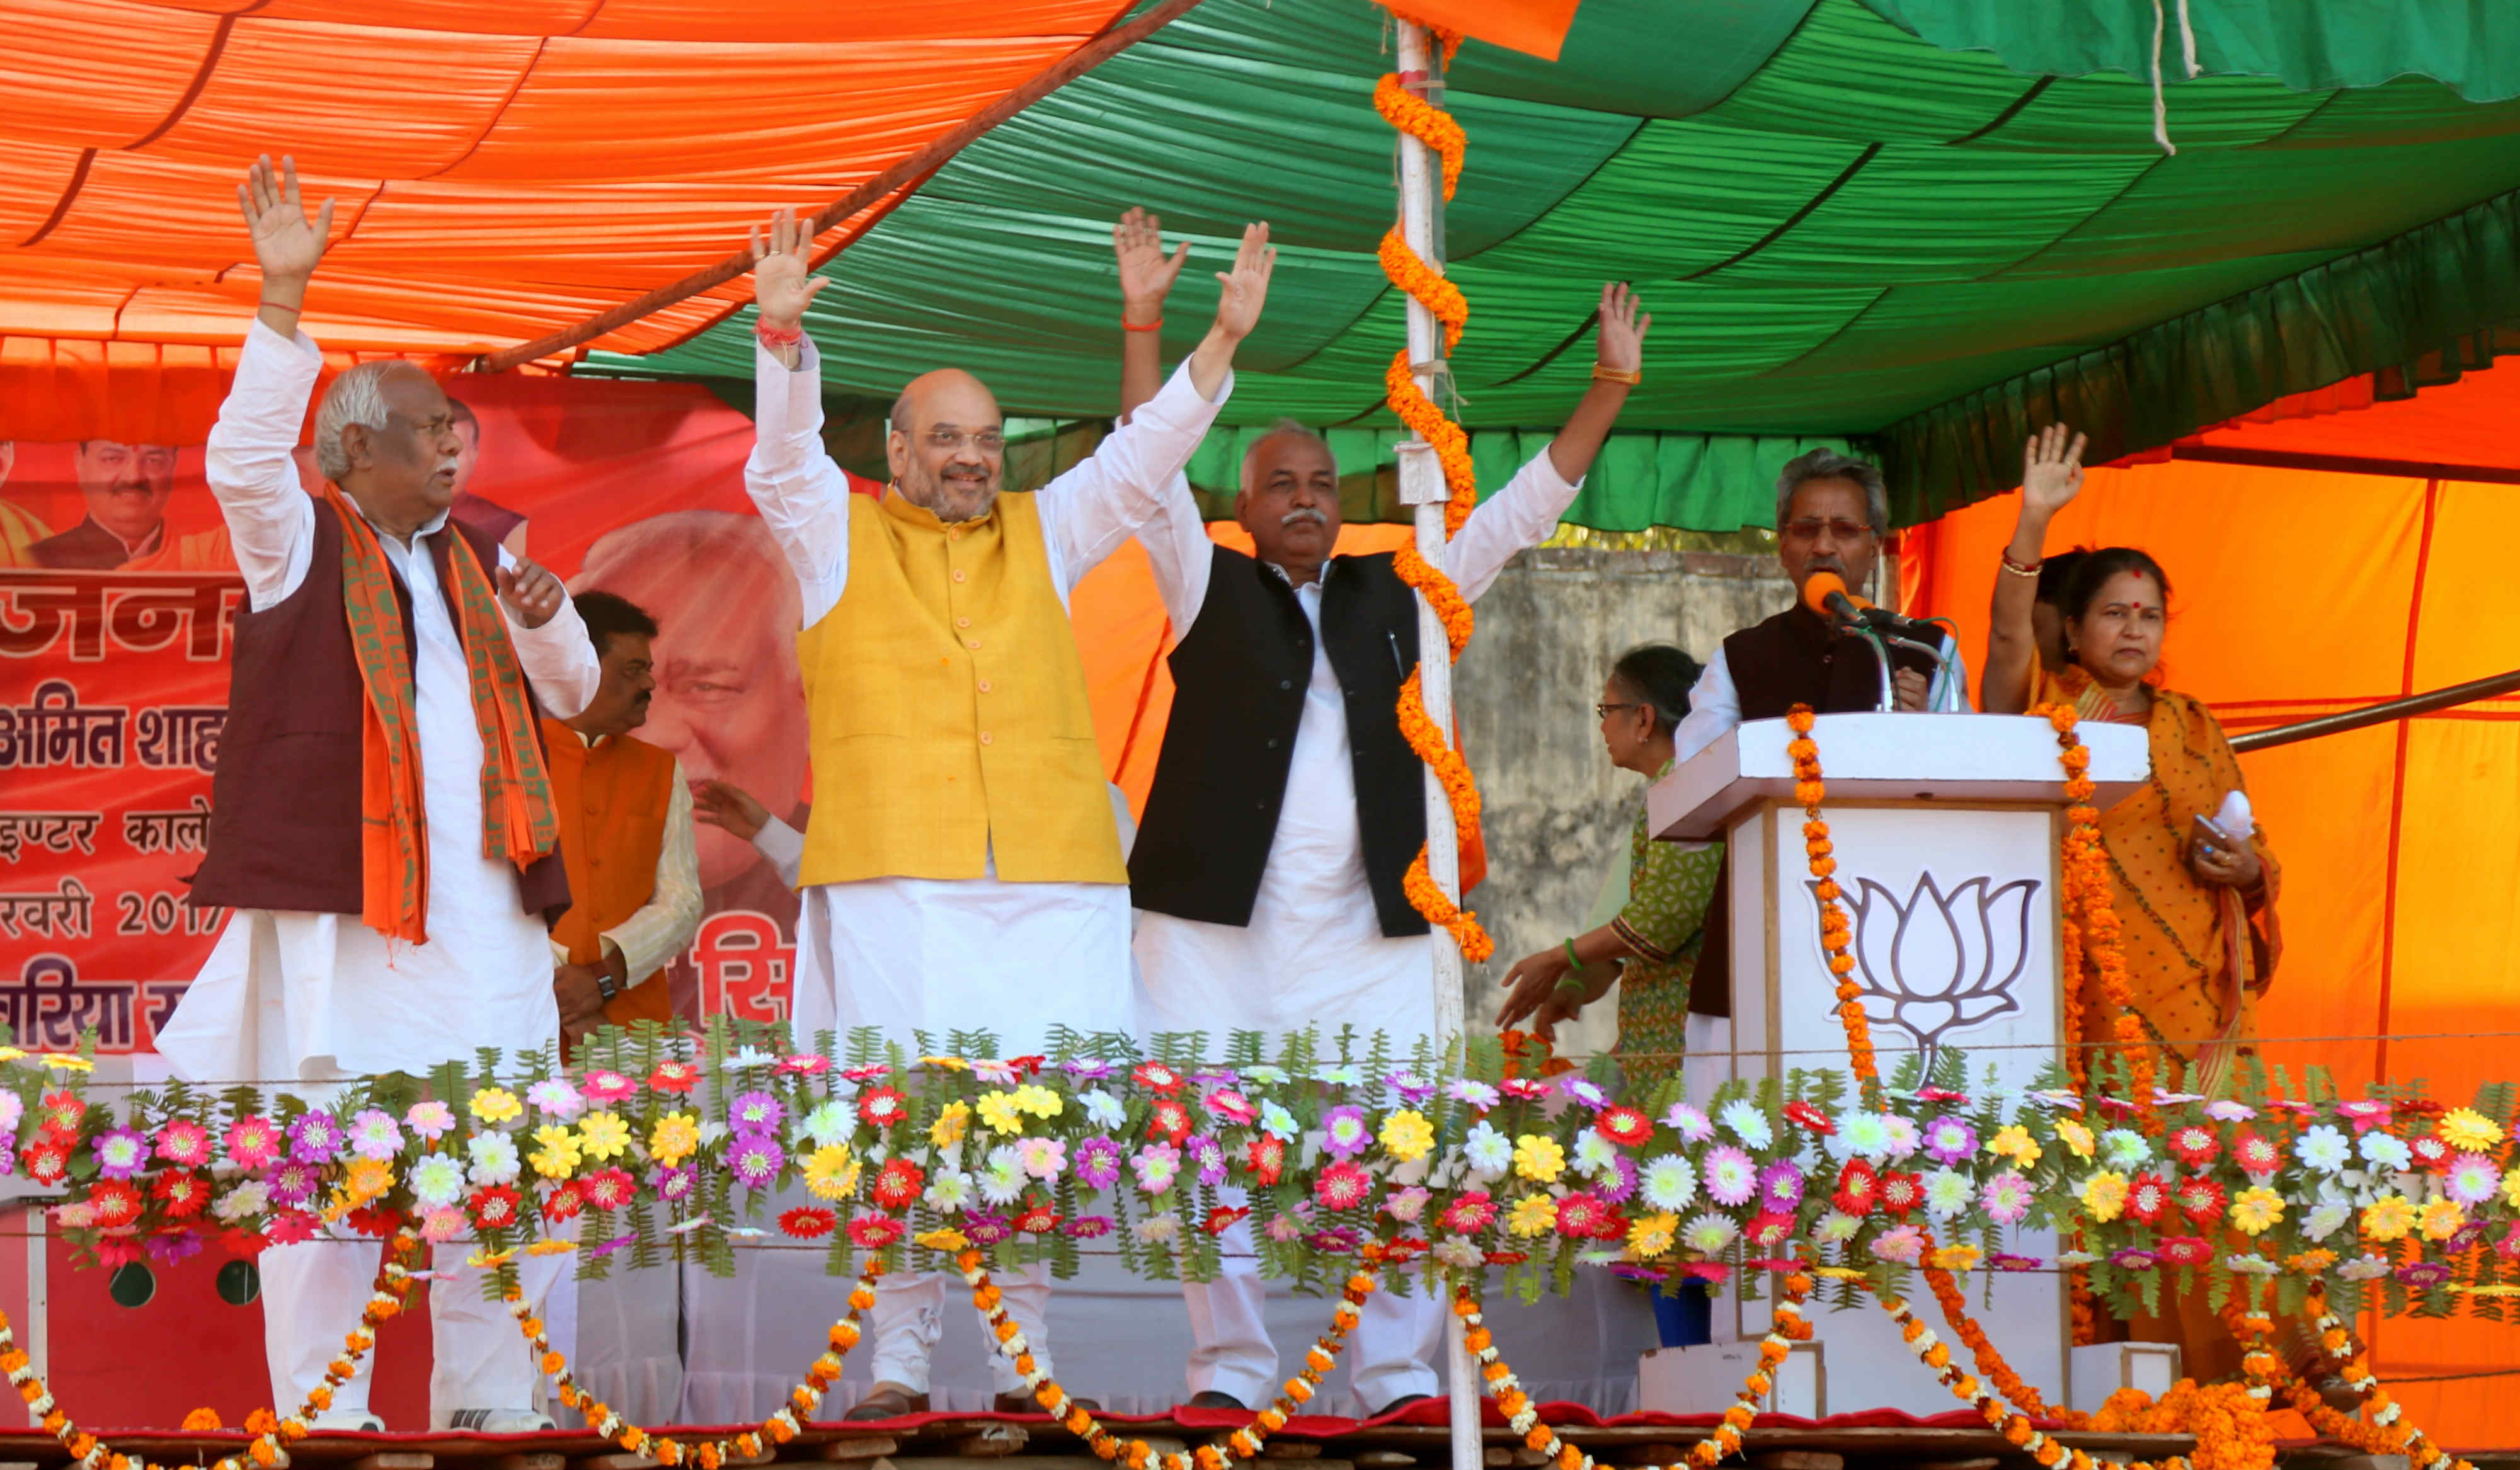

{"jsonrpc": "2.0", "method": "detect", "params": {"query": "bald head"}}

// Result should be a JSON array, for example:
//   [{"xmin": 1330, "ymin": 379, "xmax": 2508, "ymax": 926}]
[{"xmin": 886, "ymin": 368, "xmax": 1005, "ymax": 523}]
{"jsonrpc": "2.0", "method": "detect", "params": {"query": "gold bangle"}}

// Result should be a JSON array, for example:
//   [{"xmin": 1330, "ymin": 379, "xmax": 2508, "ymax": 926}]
[
  {"xmin": 1998, "ymin": 559, "xmax": 2041, "ymax": 578},
  {"xmin": 1591, "ymin": 364, "xmax": 1642, "ymax": 385}
]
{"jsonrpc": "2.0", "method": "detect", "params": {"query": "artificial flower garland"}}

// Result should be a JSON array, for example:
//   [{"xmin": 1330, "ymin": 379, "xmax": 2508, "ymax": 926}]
[
  {"xmin": 1453, "ymin": 1269, "xmax": 1811, "ymax": 1469},
  {"xmin": 1785, "ymin": 706, "xmax": 1884, "ymax": 1110},
  {"xmin": 958, "ymin": 1246, "xmax": 1378, "ymax": 1470},
  {"xmin": 6, "ymin": 1226, "xmax": 418, "ymax": 1470},
  {"xmin": 504, "ymin": 1258, "xmax": 880, "ymax": 1466},
  {"xmin": 2046, "ymin": 705, "xmax": 2156, "ymax": 1129}
]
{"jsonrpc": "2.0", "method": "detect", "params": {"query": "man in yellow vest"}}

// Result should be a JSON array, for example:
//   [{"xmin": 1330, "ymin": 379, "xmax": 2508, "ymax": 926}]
[
  {"xmin": 541, "ymin": 590, "xmax": 703, "ymax": 1046},
  {"xmin": 740, "ymin": 207, "xmax": 1274, "ymax": 1416}
]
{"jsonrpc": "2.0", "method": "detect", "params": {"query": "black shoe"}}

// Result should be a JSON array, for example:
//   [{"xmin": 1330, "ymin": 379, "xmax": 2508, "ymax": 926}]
[
  {"xmin": 1372, "ymin": 1393, "xmax": 1434, "ymax": 1418},
  {"xmin": 1186, "ymin": 1391, "xmax": 1249, "ymax": 1411}
]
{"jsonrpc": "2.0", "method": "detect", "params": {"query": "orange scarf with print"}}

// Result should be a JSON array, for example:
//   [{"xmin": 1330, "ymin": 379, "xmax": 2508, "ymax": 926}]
[{"xmin": 325, "ymin": 484, "xmax": 559, "ymax": 943}]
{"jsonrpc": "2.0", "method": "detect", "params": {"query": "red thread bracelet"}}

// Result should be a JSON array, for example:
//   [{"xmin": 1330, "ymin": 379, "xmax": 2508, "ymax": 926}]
[
  {"xmin": 1121, "ymin": 317, "xmax": 1163, "ymax": 333},
  {"xmin": 755, "ymin": 321, "xmax": 805, "ymax": 348}
]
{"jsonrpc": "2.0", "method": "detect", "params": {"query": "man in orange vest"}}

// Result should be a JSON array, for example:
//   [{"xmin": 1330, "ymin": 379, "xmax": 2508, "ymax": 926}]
[{"xmin": 541, "ymin": 590, "xmax": 703, "ymax": 1046}]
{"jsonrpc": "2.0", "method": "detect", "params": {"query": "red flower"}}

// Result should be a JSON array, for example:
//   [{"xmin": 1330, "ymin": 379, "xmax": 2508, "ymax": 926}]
[
  {"xmin": 263, "ymin": 1211, "xmax": 318, "ymax": 1246},
  {"xmin": 1745, "ymin": 1212, "xmax": 1796, "ymax": 1251},
  {"xmin": 1499, "ymin": 1078, "xmax": 1551, "ymax": 1102},
  {"xmin": 1557, "ymin": 1192, "xmax": 1612, "ymax": 1238},
  {"xmin": 2173, "ymin": 1177, "xmax": 2226, "ymax": 1226},
  {"xmin": 1877, "ymin": 1170, "xmax": 1922, "ymax": 1217},
  {"xmin": 1013, "ymin": 1201, "xmax": 1061, "ymax": 1234},
  {"xmin": 152, "ymin": 1170, "xmax": 212, "ymax": 1221},
  {"xmin": 1245, "ymin": 1134, "xmax": 1286, "ymax": 1187},
  {"xmin": 581, "ymin": 1168, "xmax": 636, "ymax": 1212},
  {"xmin": 2165, "ymin": 1125, "xmax": 2219, "ymax": 1167},
  {"xmin": 1831, "ymin": 1159, "xmax": 1880, "ymax": 1216},
  {"xmin": 88, "ymin": 1178, "xmax": 144, "ymax": 1229},
  {"xmin": 38, "ymin": 1089, "xmax": 84, "ymax": 1135},
  {"xmin": 1783, "ymin": 1101, "xmax": 1835, "ymax": 1136},
  {"xmin": 1130, "ymin": 1061, "xmax": 1184, "ymax": 1095},
  {"xmin": 2233, "ymin": 1130, "xmax": 2280, "ymax": 1177},
  {"xmin": 469, "ymin": 1185, "xmax": 522, "ymax": 1229},
  {"xmin": 542, "ymin": 1181, "xmax": 585, "ymax": 1224},
  {"xmin": 1147, "ymin": 1098, "xmax": 1192, "ymax": 1146},
  {"xmin": 21, "ymin": 1138, "xmax": 68, "ymax": 1185},
  {"xmin": 857, "ymin": 1088, "xmax": 908, "ymax": 1128},
  {"xmin": 1484, "ymin": 1250, "xmax": 1529, "ymax": 1265},
  {"xmin": 1440, "ymin": 1191, "xmax": 1497, "ymax": 1233},
  {"xmin": 779, "ymin": 1207, "xmax": 837, "ymax": 1239},
  {"xmin": 2126, "ymin": 1172, "xmax": 2169, "ymax": 1226},
  {"xmin": 873, "ymin": 1158, "xmax": 925, "ymax": 1210},
  {"xmin": 2157, "ymin": 1236, "xmax": 2211, "ymax": 1267},
  {"xmin": 1007, "ymin": 1055, "xmax": 1047, "ymax": 1079},
  {"xmin": 1205, "ymin": 1205, "xmax": 1252, "ymax": 1236},
  {"xmin": 1314, "ymin": 1161, "xmax": 1372, "ymax": 1211},
  {"xmin": 1594, "ymin": 1107, "xmax": 1653, "ymax": 1148},
  {"xmin": 346, "ymin": 1205, "xmax": 406, "ymax": 1239},
  {"xmin": 2410, "ymin": 1136, "xmax": 2451, "ymax": 1170},
  {"xmin": 648, "ymin": 1060, "xmax": 699, "ymax": 1095},
  {"xmin": 847, "ymin": 1213, "xmax": 905, "ymax": 1248}
]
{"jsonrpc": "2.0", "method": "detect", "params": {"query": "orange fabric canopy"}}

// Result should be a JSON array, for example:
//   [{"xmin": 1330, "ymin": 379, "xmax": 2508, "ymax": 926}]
[{"xmin": 0, "ymin": 0, "xmax": 1132, "ymax": 360}]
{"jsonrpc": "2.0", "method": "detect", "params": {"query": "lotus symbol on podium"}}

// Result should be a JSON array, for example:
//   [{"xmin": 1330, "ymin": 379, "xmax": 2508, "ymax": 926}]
[{"xmin": 1809, "ymin": 872, "xmax": 2037, "ymax": 1066}]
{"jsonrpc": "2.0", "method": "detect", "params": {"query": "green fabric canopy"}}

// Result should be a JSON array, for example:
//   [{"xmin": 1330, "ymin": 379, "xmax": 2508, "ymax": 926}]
[{"xmin": 588, "ymin": 0, "xmax": 2520, "ymax": 528}]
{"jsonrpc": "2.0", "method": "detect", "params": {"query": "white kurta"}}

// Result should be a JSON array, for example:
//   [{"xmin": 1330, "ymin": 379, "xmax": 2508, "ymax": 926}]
[{"xmin": 153, "ymin": 321, "xmax": 601, "ymax": 1426}]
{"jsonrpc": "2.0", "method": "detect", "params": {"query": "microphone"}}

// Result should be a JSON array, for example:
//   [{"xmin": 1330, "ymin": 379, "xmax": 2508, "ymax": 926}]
[{"xmin": 1801, "ymin": 571, "xmax": 1872, "ymax": 628}]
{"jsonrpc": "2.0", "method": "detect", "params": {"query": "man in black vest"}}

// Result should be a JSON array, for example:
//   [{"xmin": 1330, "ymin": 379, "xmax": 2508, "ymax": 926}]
[{"xmin": 1107, "ymin": 210, "xmax": 1650, "ymax": 1412}]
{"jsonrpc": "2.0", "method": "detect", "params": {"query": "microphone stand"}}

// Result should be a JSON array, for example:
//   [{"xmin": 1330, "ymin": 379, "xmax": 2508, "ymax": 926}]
[{"xmin": 1857, "ymin": 625, "xmax": 1896, "ymax": 712}]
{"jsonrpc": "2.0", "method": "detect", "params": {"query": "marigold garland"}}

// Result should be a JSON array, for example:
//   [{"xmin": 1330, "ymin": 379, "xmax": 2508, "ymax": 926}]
[
  {"xmin": 4, "ymin": 1227, "xmax": 418, "ymax": 1470},
  {"xmin": 2045, "ymin": 705, "xmax": 2155, "ymax": 1129},
  {"xmin": 1453, "ymin": 1270, "xmax": 1812, "ymax": 1469},
  {"xmin": 1787, "ymin": 707, "xmax": 1884, "ymax": 1110},
  {"xmin": 1378, "ymin": 42, "xmax": 1489, "ymax": 964},
  {"xmin": 1920, "ymin": 1236, "xmax": 2092, "ymax": 1430},
  {"xmin": 506, "ymin": 1257, "xmax": 883, "ymax": 1465},
  {"xmin": 2231, "ymin": 1282, "xmax": 2475, "ymax": 1470},
  {"xmin": 960, "ymin": 1248, "xmax": 1378, "ymax": 1470}
]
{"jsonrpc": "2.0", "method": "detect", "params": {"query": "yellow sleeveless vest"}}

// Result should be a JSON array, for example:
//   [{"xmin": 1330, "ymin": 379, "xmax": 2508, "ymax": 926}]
[{"xmin": 795, "ymin": 488, "xmax": 1124, "ymax": 887}]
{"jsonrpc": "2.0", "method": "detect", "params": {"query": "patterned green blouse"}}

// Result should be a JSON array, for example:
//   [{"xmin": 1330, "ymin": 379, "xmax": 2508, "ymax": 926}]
[{"xmin": 1610, "ymin": 768, "xmax": 1724, "ymax": 1070}]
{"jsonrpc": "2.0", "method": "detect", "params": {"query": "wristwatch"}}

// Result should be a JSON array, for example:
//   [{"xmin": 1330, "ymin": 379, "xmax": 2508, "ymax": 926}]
[{"xmin": 594, "ymin": 965, "xmax": 621, "ymax": 1003}]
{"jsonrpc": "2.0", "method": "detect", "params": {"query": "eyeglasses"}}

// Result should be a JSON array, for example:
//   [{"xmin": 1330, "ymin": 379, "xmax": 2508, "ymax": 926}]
[
  {"xmin": 1781, "ymin": 518, "xmax": 1874, "ymax": 544},
  {"xmin": 923, "ymin": 428, "xmax": 1005, "ymax": 455},
  {"xmin": 1595, "ymin": 702, "xmax": 1639, "ymax": 719}
]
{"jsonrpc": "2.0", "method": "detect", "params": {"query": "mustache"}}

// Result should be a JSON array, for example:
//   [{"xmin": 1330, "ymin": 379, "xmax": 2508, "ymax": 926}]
[{"xmin": 1280, "ymin": 507, "xmax": 1328, "ymax": 528}]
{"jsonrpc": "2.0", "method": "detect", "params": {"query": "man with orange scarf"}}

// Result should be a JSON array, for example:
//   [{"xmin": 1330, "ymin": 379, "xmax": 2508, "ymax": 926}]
[{"xmin": 154, "ymin": 156, "xmax": 602, "ymax": 1432}]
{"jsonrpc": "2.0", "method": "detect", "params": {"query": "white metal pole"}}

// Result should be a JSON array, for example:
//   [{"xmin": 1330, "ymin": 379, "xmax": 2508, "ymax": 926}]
[{"xmin": 1390, "ymin": 23, "xmax": 1480, "ymax": 1470}]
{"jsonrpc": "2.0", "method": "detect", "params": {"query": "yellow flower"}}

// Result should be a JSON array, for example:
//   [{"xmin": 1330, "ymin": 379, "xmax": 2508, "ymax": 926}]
[
  {"xmin": 342, "ymin": 1157, "xmax": 393, "ymax": 1205},
  {"xmin": 2080, "ymin": 1170, "xmax": 2128, "ymax": 1222},
  {"xmin": 467, "ymin": 1249, "xmax": 515, "ymax": 1268},
  {"xmin": 2228, "ymin": 1187, "xmax": 2284, "ymax": 1236},
  {"xmin": 2055, "ymin": 1118, "xmax": 2095, "ymax": 1161},
  {"xmin": 38, "ymin": 1052, "xmax": 92, "ymax": 1073},
  {"xmin": 1379, "ymin": 1110, "xmax": 1435, "ymax": 1163},
  {"xmin": 469, "ymin": 1087, "xmax": 522, "ymax": 1125},
  {"xmin": 2441, "ymin": 1107, "xmax": 2505, "ymax": 1153},
  {"xmin": 525, "ymin": 1239, "xmax": 578, "ymax": 1256},
  {"xmin": 1627, "ymin": 1212, "xmax": 1678, "ymax": 1259},
  {"xmin": 805, "ymin": 1144, "xmax": 861, "ymax": 1201},
  {"xmin": 918, "ymin": 1056, "xmax": 970, "ymax": 1072},
  {"xmin": 650, "ymin": 1112, "xmax": 699, "ymax": 1168},
  {"xmin": 1013, "ymin": 1085, "xmax": 1063, "ymax": 1120},
  {"xmin": 2419, "ymin": 1197, "xmax": 2466, "ymax": 1243},
  {"xmin": 2286, "ymin": 1248, "xmax": 2338, "ymax": 1275},
  {"xmin": 577, "ymin": 1111, "xmax": 631, "ymax": 1162},
  {"xmin": 1986, "ymin": 1125, "xmax": 2042, "ymax": 1169},
  {"xmin": 976, "ymin": 1091, "xmax": 1024, "ymax": 1135},
  {"xmin": 2500, "ymin": 1167, "xmax": 2520, "ymax": 1210},
  {"xmin": 529, "ymin": 1124, "xmax": 581, "ymax": 1180},
  {"xmin": 1512, "ymin": 1134, "xmax": 1565, "ymax": 1183},
  {"xmin": 916, "ymin": 1228, "xmax": 970, "ymax": 1252},
  {"xmin": 1928, "ymin": 1245, "xmax": 1982, "ymax": 1272},
  {"xmin": 1506, "ymin": 1194, "xmax": 1559, "ymax": 1238},
  {"xmin": 931, "ymin": 1101, "xmax": 971, "ymax": 1149},
  {"xmin": 2359, "ymin": 1194, "xmax": 2416, "ymax": 1243}
]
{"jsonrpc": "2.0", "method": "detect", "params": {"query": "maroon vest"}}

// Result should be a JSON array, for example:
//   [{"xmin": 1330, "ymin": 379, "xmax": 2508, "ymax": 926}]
[{"xmin": 190, "ymin": 503, "xmax": 571, "ymax": 921}]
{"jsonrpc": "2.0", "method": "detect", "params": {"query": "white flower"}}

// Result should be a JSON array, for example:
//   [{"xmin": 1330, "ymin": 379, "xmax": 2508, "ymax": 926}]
[
  {"xmin": 2226, "ymin": 1255, "xmax": 2279, "ymax": 1276},
  {"xmin": 2056, "ymin": 1250, "xmax": 2100, "ymax": 1267},
  {"xmin": 2099, "ymin": 1128, "xmax": 2150, "ymax": 1169},
  {"xmin": 1662, "ymin": 1103, "xmax": 1714, "ymax": 1142},
  {"xmin": 2336, "ymin": 1254, "xmax": 2393, "ymax": 1282},
  {"xmin": 1812, "ymin": 1211, "xmax": 1862, "ymax": 1245},
  {"xmin": 467, "ymin": 1132, "xmax": 522, "ymax": 1186},
  {"xmin": 1719, "ymin": 1100, "xmax": 1773, "ymax": 1150},
  {"xmin": 410, "ymin": 1156, "xmax": 466, "ymax": 1208},
  {"xmin": 2204, "ymin": 1100, "xmax": 2256, "ymax": 1122},
  {"xmin": 1841, "ymin": 1113, "xmax": 1894, "ymax": 1161},
  {"xmin": 212, "ymin": 1180, "xmax": 271, "ymax": 1224},
  {"xmin": 1313, "ymin": 1064, "xmax": 1364, "ymax": 1087},
  {"xmin": 1881, "ymin": 1114, "xmax": 1922, "ymax": 1161},
  {"xmin": 722, "ymin": 1047, "xmax": 777, "ymax": 1070},
  {"xmin": 1680, "ymin": 1212, "xmax": 1738, "ymax": 1255},
  {"xmin": 924, "ymin": 1167, "xmax": 973, "ymax": 1214},
  {"xmin": 1135, "ymin": 1214, "xmax": 1182, "ymax": 1245},
  {"xmin": 2296, "ymin": 1125, "xmax": 2352, "ymax": 1173},
  {"xmin": 979, "ymin": 1146, "xmax": 1026, "ymax": 1205},
  {"xmin": 1576, "ymin": 1248, "xmax": 1623, "ymax": 1267},
  {"xmin": 1080, "ymin": 1090, "xmax": 1125, "ymax": 1129},
  {"xmin": 2302, "ymin": 1202, "xmax": 2352, "ymax": 1241},
  {"xmin": 799, "ymin": 1100, "xmax": 853, "ymax": 1148},
  {"xmin": 1462, "ymin": 1122, "xmax": 1513, "ymax": 1179},
  {"xmin": 2357, "ymin": 1133, "xmax": 2413, "ymax": 1173},
  {"xmin": 1433, "ymin": 1236, "xmax": 1485, "ymax": 1268},
  {"xmin": 1259, "ymin": 1102, "xmax": 1301, "ymax": 1141},
  {"xmin": 1923, "ymin": 1167, "xmax": 1974, "ymax": 1220},
  {"xmin": 1640, "ymin": 1154, "xmax": 1697, "ymax": 1212},
  {"xmin": 1244, "ymin": 1065, "xmax": 1290, "ymax": 1086},
  {"xmin": 1572, "ymin": 1134, "xmax": 1620, "ymax": 1179}
]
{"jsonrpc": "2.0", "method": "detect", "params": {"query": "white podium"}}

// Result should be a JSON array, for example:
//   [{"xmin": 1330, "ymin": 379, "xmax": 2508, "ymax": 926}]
[{"xmin": 1644, "ymin": 713, "xmax": 2150, "ymax": 1416}]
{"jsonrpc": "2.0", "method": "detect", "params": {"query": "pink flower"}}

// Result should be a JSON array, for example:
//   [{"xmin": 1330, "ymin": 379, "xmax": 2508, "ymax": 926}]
[
  {"xmin": 777, "ymin": 1054, "xmax": 831, "ymax": 1077},
  {"xmin": 2337, "ymin": 1100, "xmax": 2394, "ymax": 1134},
  {"xmin": 1870, "ymin": 1224, "xmax": 1925, "ymax": 1265},
  {"xmin": 1314, "ymin": 1160, "xmax": 1372, "ymax": 1211},
  {"xmin": 580, "ymin": 1071, "xmax": 639, "ymax": 1105},
  {"xmin": 225, "ymin": 1115, "xmax": 281, "ymax": 1171},
  {"xmin": 1440, "ymin": 1191, "xmax": 1497, "ymax": 1233},
  {"xmin": 154, "ymin": 1119, "xmax": 213, "ymax": 1168}
]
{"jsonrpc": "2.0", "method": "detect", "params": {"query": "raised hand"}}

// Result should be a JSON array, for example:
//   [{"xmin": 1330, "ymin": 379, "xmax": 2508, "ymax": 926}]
[
  {"xmin": 1593, "ymin": 281, "xmax": 1651, "ymax": 375},
  {"xmin": 748, "ymin": 207, "xmax": 831, "ymax": 333},
  {"xmin": 1113, "ymin": 207, "xmax": 1189, "ymax": 325},
  {"xmin": 496, "ymin": 558, "xmax": 566, "ymax": 629},
  {"xmin": 1210, "ymin": 222, "xmax": 1276, "ymax": 344},
  {"xmin": 237, "ymin": 156, "xmax": 333, "ymax": 332},
  {"xmin": 2021, "ymin": 422, "xmax": 2088, "ymax": 517}
]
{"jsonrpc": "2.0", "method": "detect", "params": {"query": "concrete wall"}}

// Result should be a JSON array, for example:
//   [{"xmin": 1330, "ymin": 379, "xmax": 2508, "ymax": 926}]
[{"xmin": 1451, "ymin": 547, "xmax": 1797, "ymax": 1023}]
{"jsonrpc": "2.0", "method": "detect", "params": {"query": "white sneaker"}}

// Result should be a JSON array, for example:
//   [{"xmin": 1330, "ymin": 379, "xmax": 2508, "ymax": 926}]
[
  {"xmin": 306, "ymin": 1410, "xmax": 386, "ymax": 1433},
  {"xmin": 445, "ymin": 1408, "xmax": 556, "ymax": 1433}
]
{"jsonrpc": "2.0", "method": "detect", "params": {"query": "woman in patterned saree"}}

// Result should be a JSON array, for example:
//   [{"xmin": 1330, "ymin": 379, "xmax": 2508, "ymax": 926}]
[
  {"xmin": 1496, "ymin": 643, "xmax": 1722, "ymax": 1087},
  {"xmin": 1983, "ymin": 424, "xmax": 2282, "ymax": 1102}
]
